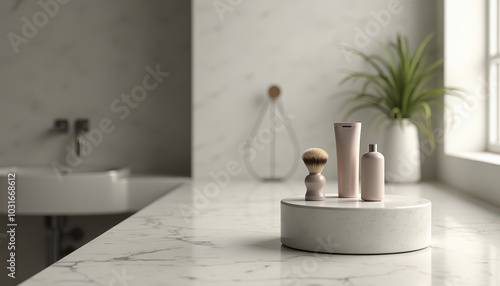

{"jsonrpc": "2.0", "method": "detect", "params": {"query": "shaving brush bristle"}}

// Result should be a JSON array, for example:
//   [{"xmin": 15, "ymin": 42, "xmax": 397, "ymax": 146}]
[{"xmin": 302, "ymin": 148, "xmax": 328, "ymax": 173}]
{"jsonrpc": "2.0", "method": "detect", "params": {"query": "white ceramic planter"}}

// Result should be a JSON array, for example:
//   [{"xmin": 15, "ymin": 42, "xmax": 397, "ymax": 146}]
[{"xmin": 382, "ymin": 119, "xmax": 421, "ymax": 183}]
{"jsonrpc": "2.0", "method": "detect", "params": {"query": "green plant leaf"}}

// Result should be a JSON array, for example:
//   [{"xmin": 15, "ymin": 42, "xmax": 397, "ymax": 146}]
[
  {"xmin": 340, "ymin": 33, "xmax": 466, "ymax": 148},
  {"xmin": 408, "ymin": 34, "xmax": 434, "ymax": 80},
  {"xmin": 389, "ymin": 107, "xmax": 403, "ymax": 119}
]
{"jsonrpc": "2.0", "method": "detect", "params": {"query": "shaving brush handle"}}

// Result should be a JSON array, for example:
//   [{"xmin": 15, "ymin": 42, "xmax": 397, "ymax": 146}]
[{"xmin": 305, "ymin": 173, "xmax": 326, "ymax": 201}]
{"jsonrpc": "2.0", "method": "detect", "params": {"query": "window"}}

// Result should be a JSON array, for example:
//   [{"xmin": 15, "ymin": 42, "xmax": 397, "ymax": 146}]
[{"xmin": 489, "ymin": 0, "xmax": 500, "ymax": 152}]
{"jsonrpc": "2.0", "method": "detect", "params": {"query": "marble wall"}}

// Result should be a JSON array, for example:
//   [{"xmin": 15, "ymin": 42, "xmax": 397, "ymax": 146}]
[
  {"xmin": 0, "ymin": 0, "xmax": 191, "ymax": 175},
  {"xmin": 194, "ymin": 0, "xmax": 438, "ymax": 181}
]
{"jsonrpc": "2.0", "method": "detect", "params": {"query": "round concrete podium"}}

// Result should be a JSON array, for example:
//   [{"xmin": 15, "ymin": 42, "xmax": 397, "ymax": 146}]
[{"xmin": 281, "ymin": 195, "xmax": 431, "ymax": 254}]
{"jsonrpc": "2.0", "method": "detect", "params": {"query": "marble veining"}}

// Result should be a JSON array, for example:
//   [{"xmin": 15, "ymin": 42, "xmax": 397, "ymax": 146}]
[
  {"xmin": 193, "ymin": 0, "xmax": 438, "ymax": 180},
  {"xmin": 21, "ymin": 181, "xmax": 500, "ymax": 285}
]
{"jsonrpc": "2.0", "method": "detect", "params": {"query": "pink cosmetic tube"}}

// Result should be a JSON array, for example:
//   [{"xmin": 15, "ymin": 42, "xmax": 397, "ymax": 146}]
[{"xmin": 334, "ymin": 122, "xmax": 361, "ymax": 198}]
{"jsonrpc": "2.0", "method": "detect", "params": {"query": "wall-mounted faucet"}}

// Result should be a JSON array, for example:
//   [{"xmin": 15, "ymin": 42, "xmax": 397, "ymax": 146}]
[{"xmin": 74, "ymin": 119, "xmax": 89, "ymax": 158}]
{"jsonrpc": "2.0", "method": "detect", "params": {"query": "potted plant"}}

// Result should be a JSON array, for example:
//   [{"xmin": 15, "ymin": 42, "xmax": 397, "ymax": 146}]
[{"xmin": 341, "ymin": 34, "xmax": 459, "ymax": 182}]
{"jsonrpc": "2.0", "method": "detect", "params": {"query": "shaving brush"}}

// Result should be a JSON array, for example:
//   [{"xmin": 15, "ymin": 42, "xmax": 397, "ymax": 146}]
[{"xmin": 302, "ymin": 148, "xmax": 328, "ymax": 201}]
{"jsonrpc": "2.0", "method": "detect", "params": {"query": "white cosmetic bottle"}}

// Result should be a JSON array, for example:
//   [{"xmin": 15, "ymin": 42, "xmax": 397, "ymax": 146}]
[
  {"xmin": 334, "ymin": 122, "xmax": 361, "ymax": 198},
  {"xmin": 361, "ymin": 144, "xmax": 385, "ymax": 201}
]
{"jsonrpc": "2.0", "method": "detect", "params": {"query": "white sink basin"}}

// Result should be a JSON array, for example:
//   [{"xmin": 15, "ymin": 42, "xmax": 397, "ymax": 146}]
[
  {"xmin": 0, "ymin": 166, "xmax": 189, "ymax": 216},
  {"xmin": 0, "ymin": 166, "xmax": 129, "ymax": 215}
]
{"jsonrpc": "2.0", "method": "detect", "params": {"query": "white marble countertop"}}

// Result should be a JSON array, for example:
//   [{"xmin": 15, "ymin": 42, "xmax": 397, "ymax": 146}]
[{"xmin": 21, "ymin": 180, "xmax": 500, "ymax": 285}]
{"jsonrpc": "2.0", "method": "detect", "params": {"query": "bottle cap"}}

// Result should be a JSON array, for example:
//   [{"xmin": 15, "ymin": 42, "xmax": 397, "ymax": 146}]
[{"xmin": 369, "ymin": 144, "xmax": 377, "ymax": 152}]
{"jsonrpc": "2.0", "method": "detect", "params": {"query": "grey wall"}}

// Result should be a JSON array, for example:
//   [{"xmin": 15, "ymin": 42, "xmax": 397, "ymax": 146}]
[
  {"xmin": 0, "ymin": 0, "xmax": 191, "ymax": 175},
  {"xmin": 0, "ymin": 1, "xmax": 191, "ymax": 285},
  {"xmin": 194, "ymin": 0, "xmax": 439, "ymax": 181}
]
